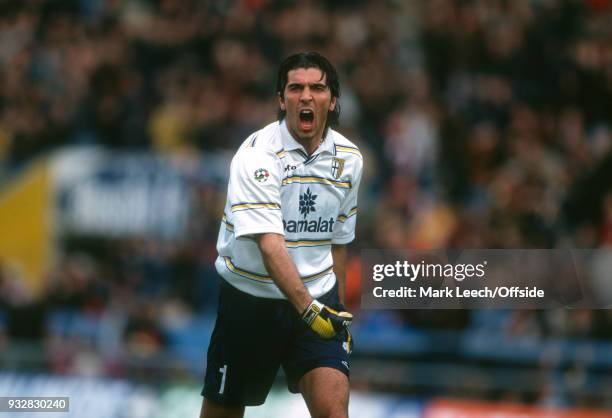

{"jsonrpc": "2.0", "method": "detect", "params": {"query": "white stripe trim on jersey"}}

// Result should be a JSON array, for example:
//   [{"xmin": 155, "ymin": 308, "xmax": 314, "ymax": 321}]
[
  {"xmin": 337, "ymin": 206, "xmax": 358, "ymax": 222},
  {"xmin": 222, "ymin": 256, "xmax": 333, "ymax": 283},
  {"xmin": 230, "ymin": 202, "xmax": 281, "ymax": 212},
  {"xmin": 222, "ymin": 215, "xmax": 331, "ymax": 247},
  {"xmin": 221, "ymin": 214, "xmax": 234, "ymax": 232},
  {"xmin": 285, "ymin": 239, "xmax": 332, "ymax": 248},
  {"xmin": 334, "ymin": 144, "xmax": 362, "ymax": 159},
  {"xmin": 282, "ymin": 175, "xmax": 351, "ymax": 189}
]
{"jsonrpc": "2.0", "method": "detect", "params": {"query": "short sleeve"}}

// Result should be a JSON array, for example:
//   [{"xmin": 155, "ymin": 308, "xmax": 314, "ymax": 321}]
[
  {"xmin": 227, "ymin": 147, "xmax": 284, "ymax": 238},
  {"xmin": 332, "ymin": 157, "xmax": 363, "ymax": 244}
]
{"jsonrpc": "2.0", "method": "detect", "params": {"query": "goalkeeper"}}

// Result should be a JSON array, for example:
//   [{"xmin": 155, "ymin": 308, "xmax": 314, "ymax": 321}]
[{"xmin": 200, "ymin": 52, "xmax": 362, "ymax": 418}]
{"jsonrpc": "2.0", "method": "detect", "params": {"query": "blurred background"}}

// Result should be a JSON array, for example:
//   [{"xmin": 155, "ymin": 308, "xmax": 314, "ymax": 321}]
[{"xmin": 1, "ymin": 0, "xmax": 612, "ymax": 417}]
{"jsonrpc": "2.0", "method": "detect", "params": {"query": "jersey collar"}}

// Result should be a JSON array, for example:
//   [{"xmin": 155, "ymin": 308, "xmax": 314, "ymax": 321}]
[{"xmin": 279, "ymin": 120, "xmax": 335, "ymax": 156}]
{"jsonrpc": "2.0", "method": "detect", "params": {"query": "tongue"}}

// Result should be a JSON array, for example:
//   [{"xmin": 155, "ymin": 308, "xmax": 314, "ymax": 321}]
[
  {"xmin": 300, "ymin": 114, "xmax": 314, "ymax": 131},
  {"xmin": 300, "ymin": 118, "xmax": 313, "ymax": 131}
]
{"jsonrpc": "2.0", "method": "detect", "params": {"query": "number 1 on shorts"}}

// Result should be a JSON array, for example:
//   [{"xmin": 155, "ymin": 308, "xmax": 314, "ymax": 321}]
[{"xmin": 219, "ymin": 364, "xmax": 228, "ymax": 394}]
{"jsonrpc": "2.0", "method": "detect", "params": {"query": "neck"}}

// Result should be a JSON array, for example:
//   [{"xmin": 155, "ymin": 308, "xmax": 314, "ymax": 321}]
[
  {"xmin": 286, "ymin": 124, "xmax": 328, "ymax": 156},
  {"xmin": 300, "ymin": 136, "xmax": 324, "ymax": 156}
]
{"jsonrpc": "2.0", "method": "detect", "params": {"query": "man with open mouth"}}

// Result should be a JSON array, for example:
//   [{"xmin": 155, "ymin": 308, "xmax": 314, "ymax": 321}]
[{"xmin": 200, "ymin": 52, "xmax": 363, "ymax": 418}]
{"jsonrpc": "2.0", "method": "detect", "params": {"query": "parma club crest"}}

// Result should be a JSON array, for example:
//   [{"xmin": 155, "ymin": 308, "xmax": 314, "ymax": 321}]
[{"xmin": 331, "ymin": 157, "xmax": 345, "ymax": 179}]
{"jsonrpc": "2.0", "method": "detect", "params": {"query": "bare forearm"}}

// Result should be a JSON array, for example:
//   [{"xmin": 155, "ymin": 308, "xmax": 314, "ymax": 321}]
[
  {"xmin": 332, "ymin": 244, "xmax": 347, "ymax": 304},
  {"xmin": 256, "ymin": 233, "xmax": 312, "ymax": 313}
]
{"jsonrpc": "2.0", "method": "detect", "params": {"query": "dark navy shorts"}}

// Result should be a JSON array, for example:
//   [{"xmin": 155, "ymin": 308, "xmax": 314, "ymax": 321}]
[{"xmin": 202, "ymin": 279, "xmax": 352, "ymax": 406}]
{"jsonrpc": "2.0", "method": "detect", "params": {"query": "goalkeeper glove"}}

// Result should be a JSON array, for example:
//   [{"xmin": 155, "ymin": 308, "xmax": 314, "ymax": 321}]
[{"xmin": 301, "ymin": 300, "xmax": 353, "ymax": 339}]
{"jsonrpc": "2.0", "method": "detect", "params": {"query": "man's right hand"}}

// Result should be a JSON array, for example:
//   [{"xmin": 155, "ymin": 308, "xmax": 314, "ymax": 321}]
[{"xmin": 301, "ymin": 300, "xmax": 353, "ymax": 339}]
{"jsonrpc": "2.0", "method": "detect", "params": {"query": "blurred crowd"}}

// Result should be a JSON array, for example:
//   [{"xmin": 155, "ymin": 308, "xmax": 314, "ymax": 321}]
[{"xmin": 1, "ymin": 0, "xmax": 612, "ymax": 407}]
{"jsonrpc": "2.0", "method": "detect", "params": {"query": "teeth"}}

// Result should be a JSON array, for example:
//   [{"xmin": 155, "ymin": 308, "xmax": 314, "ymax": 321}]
[{"xmin": 299, "ymin": 109, "xmax": 314, "ymax": 125}]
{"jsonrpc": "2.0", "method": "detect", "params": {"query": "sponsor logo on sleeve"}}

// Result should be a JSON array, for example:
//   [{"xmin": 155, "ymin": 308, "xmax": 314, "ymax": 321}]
[{"xmin": 254, "ymin": 168, "xmax": 270, "ymax": 183}]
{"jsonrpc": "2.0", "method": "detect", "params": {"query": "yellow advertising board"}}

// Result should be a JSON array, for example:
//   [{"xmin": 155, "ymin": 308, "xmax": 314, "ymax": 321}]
[{"xmin": 0, "ymin": 160, "xmax": 52, "ymax": 296}]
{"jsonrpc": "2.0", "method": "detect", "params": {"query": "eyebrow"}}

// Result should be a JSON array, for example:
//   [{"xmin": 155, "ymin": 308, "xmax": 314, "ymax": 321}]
[{"xmin": 286, "ymin": 81, "xmax": 328, "ymax": 88}]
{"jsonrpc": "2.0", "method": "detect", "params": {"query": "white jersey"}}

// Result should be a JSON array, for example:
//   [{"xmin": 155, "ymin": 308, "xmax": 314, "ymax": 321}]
[{"xmin": 215, "ymin": 120, "xmax": 363, "ymax": 299}]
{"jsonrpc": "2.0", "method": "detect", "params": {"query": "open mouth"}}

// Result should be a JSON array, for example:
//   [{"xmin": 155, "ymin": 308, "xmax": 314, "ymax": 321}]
[{"xmin": 299, "ymin": 109, "xmax": 314, "ymax": 130}]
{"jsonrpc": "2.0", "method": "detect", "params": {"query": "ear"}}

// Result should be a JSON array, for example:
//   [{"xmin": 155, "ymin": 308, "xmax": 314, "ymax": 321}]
[
  {"xmin": 329, "ymin": 96, "xmax": 337, "ymax": 112},
  {"xmin": 278, "ymin": 93, "xmax": 286, "ymax": 111}
]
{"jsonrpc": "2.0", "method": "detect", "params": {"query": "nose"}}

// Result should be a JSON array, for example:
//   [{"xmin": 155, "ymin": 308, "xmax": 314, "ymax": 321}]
[{"xmin": 300, "ymin": 86, "xmax": 313, "ymax": 102}]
